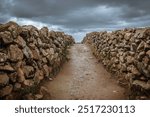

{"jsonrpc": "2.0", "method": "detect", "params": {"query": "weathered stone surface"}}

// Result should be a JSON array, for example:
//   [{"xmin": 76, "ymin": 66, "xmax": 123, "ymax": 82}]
[
  {"xmin": 0, "ymin": 85, "xmax": 13, "ymax": 97},
  {"xmin": 126, "ymin": 56, "xmax": 134, "ymax": 64},
  {"xmin": 30, "ymin": 47, "xmax": 40, "ymax": 60},
  {"xmin": 0, "ymin": 21, "xmax": 18, "ymax": 32},
  {"xmin": 24, "ymin": 93, "xmax": 34, "ymax": 100},
  {"xmin": 8, "ymin": 45, "xmax": 23, "ymax": 62},
  {"xmin": 14, "ymin": 36, "xmax": 26, "ymax": 48},
  {"xmin": 137, "ymin": 41, "xmax": 145, "ymax": 51},
  {"xmin": 42, "ymin": 64, "xmax": 52, "ymax": 78},
  {"xmin": 35, "ymin": 94, "xmax": 43, "ymax": 100},
  {"xmin": 146, "ymin": 50, "xmax": 150, "ymax": 58},
  {"xmin": 131, "ymin": 66, "xmax": 141, "ymax": 76},
  {"xmin": 0, "ymin": 52, "xmax": 8, "ymax": 63},
  {"xmin": 0, "ymin": 22, "xmax": 74, "ymax": 99},
  {"xmin": 142, "ymin": 69, "xmax": 150, "ymax": 78},
  {"xmin": 23, "ymin": 80, "xmax": 34, "ymax": 86},
  {"xmin": 132, "ymin": 80, "xmax": 150, "ymax": 90},
  {"xmin": 134, "ymin": 29, "xmax": 147, "ymax": 39},
  {"xmin": 39, "ymin": 86, "xmax": 50, "ymax": 99},
  {"xmin": 34, "ymin": 70, "xmax": 44, "ymax": 83},
  {"xmin": 82, "ymin": 27, "xmax": 150, "ymax": 99},
  {"xmin": 0, "ymin": 74, "xmax": 9, "ymax": 85},
  {"xmin": 14, "ymin": 83, "xmax": 21, "ymax": 90},
  {"xmin": 0, "ymin": 65, "xmax": 15, "ymax": 72},
  {"xmin": 137, "ymin": 51, "xmax": 145, "ymax": 61},
  {"xmin": 0, "ymin": 31, "xmax": 13, "ymax": 44},
  {"xmin": 8, "ymin": 72, "xmax": 17, "ymax": 83},
  {"xmin": 23, "ymin": 46, "xmax": 33, "ymax": 59},
  {"xmin": 17, "ymin": 68, "xmax": 25, "ymax": 83},
  {"xmin": 22, "ymin": 66, "xmax": 34, "ymax": 78}
]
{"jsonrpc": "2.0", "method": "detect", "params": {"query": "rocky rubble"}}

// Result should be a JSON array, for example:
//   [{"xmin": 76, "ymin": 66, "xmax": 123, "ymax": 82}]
[
  {"xmin": 82, "ymin": 28, "xmax": 150, "ymax": 99},
  {"xmin": 0, "ymin": 21, "xmax": 74, "ymax": 99}
]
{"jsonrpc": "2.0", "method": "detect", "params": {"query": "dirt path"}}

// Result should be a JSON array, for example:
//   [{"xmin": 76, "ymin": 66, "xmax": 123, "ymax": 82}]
[{"xmin": 42, "ymin": 44, "xmax": 126, "ymax": 100}]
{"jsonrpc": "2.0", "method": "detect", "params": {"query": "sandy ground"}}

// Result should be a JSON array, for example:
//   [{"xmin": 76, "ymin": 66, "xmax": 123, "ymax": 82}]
[{"xmin": 42, "ymin": 44, "xmax": 127, "ymax": 100}]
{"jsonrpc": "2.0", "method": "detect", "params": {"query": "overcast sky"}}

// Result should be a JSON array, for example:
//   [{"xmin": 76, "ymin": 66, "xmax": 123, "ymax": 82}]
[{"xmin": 0, "ymin": 0, "xmax": 150, "ymax": 42}]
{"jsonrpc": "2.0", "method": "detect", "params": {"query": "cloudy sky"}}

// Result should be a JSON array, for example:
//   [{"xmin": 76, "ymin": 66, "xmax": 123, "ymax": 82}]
[{"xmin": 0, "ymin": 0, "xmax": 150, "ymax": 42}]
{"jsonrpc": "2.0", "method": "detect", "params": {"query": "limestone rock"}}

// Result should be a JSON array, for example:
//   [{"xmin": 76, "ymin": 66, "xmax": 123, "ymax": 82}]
[
  {"xmin": 132, "ymin": 80, "xmax": 150, "ymax": 90},
  {"xmin": 0, "ymin": 64, "xmax": 15, "ymax": 72},
  {"xmin": 42, "ymin": 64, "xmax": 52, "ymax": 78},
  {"xmin": 24, "ymin": 93, "xmax": 34, "ymax": 100},
  {"xmin": 0, "ymin": 52, "xmax": 8, "ymax": 63},
  {"xmin": 137, "ymin": 41, "xmax": 145, "ymax": 51},
  {"xmin": 35, "ymin": 94, "xmax": 43, "ymax": 100},
  {"xmin": 30, "ymin": 47, "xmax": 40, "ymax": 60},
  {"xmin": 137, "ymin": 51, "xmax": 145, "ymax": 61},
  {"xmin": 146, "ymin": 50, "xmax": 150, "ymax": 58},
  {"xmin": 82, "ymin": 27, "xmax": 150, "ymax": 99},
  {"xmin": 14, "ymin": 83, "xmax": 21, "ymax": 90},
  {"xmin": 134, "ymin": 29, "xmax": 147, "ymax": 39},
  {"xmin": 0, "ymin": 74, "xmax": 9, "ymax": 85},
  {"xmin": 8, "ymin": 45, "xmax": 23, "ymax": 62},
  {"xmin": 8, "ymin": 72, "xmax": 17, "ymax": 83},
  {"xmin": 23, "ymin": 66, "xmax": 34, "ymax": 78},
  {"xmin": 0, "ymin": 31, "xmax": 13, "ymax": 44},
  {"xmin": 34, "ymin": 70, "xmax": 44, "ymax": 83},
  {"xmin": 23, "ymin": 46, "xmax": 33, "ymax": 59},
  {"xmin": 0, "ymin": 85, "xmax": 13, "ymax": 97},
  {"xmin": 142, "ymin": 69, "xmax": 150, "ymax": 78},
  {"xmin": 126, "ymin": 56, "xmax": 134, "ymax": 64},
  {"xmin": 39, "ymin": 86, "xmax": 50, "ymax": 99},
  {"xmin": 14, "ymin": 36, "xmax": 26, "ymax": 48},
  {"xmin": 23, "ymin": 80, "xmax": 34, "ymax": 86},
  {"xmin": 0, "ymin": 21, "xmax": 74, "ymax": 99},
  {"xmin": 17, "ymin": 68, "xmax": 25, "ymax": 83}
]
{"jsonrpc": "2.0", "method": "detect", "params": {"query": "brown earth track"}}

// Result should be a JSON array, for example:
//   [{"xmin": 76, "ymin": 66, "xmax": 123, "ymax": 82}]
[{"xmin": 42, "ymin": 44, "xmax": 127, "ymax": 100}]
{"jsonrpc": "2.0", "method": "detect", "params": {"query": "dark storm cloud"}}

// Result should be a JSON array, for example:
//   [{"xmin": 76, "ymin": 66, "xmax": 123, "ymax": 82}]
[{"xmin": 0, "ymin": 0, "xmax": 150, "ymax": 41}]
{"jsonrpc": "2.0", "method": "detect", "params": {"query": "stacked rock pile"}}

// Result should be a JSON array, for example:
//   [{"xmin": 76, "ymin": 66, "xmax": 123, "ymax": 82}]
[
  {"xmin": 82, "ymin": 28, "xmax": 150, "ymax": 99},
  {"xmin": 0, "ymin": 21, "xmax": 74, "ymax": 99}
]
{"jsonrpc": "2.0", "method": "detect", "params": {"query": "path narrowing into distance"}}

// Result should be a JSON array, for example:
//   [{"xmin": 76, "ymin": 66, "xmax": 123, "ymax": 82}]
[{"xmin": 43, "ymin": 44, "xmax": 126, "ymax": 100}]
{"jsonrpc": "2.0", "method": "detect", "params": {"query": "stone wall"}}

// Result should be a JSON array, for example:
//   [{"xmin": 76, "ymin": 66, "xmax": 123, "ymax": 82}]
[
  {"xmin": 0, "ymin": 21, "xmax": 75, "ymax": 99},
  {"xmin": 82, "ymin": 28, "xmax": 150, "ymax": 99}
]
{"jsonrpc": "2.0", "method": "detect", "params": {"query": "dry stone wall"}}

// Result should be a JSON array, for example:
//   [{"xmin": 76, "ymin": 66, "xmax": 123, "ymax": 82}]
[
  {"xmin": 0, "ymin": 21, "xmax": 75, "ymax": 99},
  {"xmin": 82, "ymin": 28, "xmax": 150, "ymax": 99}
]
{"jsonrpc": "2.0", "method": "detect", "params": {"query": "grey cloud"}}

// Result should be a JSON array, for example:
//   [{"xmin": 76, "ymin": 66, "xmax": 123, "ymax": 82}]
[{"xmin": 0, "ymin": 0, "xmax": 150, "ymax": 41}]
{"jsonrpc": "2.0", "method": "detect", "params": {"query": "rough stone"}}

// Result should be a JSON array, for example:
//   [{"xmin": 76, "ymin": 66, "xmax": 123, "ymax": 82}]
[
  {"xmin": 14, "ymin": 36, "xmax": 26, "ymax": 48},
  {"xmin": 82, "ymin": 27, "xmax": 150, "ymax": 99},
  {"xmin": 14, "ymin": 83, "xmax": 21, "ymax": 90},
  {"xmin": 35, "ymin": 94, "xmax": 43, "ymax": 100},
  {"xmin": 126, "ymin": 56, "xmax": 134, "ymax": 64},
  {"xmin": 42, "ymin": 64, "xmax": 50, "ymax": 78},
  {"xmin": 30, "ymin": 47, "xmax": 40, "ymax": 60},
  {"xmin": 0, "ymin": 52, "xmax": 8, "ymax": 63},
  {"xmin": 39, "ymin": 86, "xmax": 50, "ymax": 99},
  {"xmin": 8, "ymin": 45, "xmax": 23, "ymax": 62},
  {"xmin": 8, "ymin": 72, "xmax": 17, "ymax": 83},
  {"xmin": 137, "ymin": 51, "xmax": 145, "ymax": 61},
  {"xmin": 137, "ymin": 41, "xmax": 145, "ymax": 51},
  {"xmin": 0, "ymin": 64, "xmax": 15, "ymax": 72},
  {"xmin": 34, "ymin": 70, "xmax": 44, "ymax": 83},
  {"xmin": 0, "ymin": 22, "xmax": 74, "ymax": 99},
  {"xmin": 0, "ymin": 85, "xmax": 13, "ymax": 97},
  {"xmin": 142, "ymin": 69, "xmax": 150, "ymax": 78},
  {"xmin": 23, "ymin": 80, "xmax": 34, "ymax": 86},
  {"xmin": 23, "ymin": 46, "xmax": 33, "ymax": 59},
  {"xmin": 17, "ymin": 68, "xmax": 25, "ymax": 83},
  {"xmin": 0, "ymin": 31, "xmax": 13, "ymax": 44},
  {"xmin": 22, "ymin": 66, "xmax": 34, "ymax": 78},
  {"xmin": 146, "ymin": 50, "xmax": 150, "ymax": 58},
  {"xmin": 0, "ymin": 74, "xmax": 9, "ymax": 85},
  {"xmin": 132, "ymin": 80, "xmax": 150, "ymax": 90}
]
